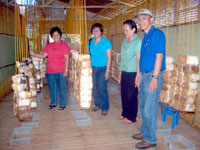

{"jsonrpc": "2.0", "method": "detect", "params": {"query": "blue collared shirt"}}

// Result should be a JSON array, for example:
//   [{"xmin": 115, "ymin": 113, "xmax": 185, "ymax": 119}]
[
  {"xmin": 139, "ymin": 26, "xmax": 166, "ymax": 72},
  {"xmin": 89, "ymin": 35, "xmax": 112, "ymax": 67}
]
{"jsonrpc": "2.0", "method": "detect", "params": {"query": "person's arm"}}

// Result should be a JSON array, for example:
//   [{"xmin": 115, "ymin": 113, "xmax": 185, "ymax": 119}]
[
  {"xmin": 135, "ymin": 53, "xmax": 141, "ymax": 87},
  {"xmin": 149, "ymin": 53, "xmax": 163, "ymax": 92},
  {"xmin": 30, "ymin": 50, "xmax": 48, "ymax": 59},
  {"xmin": 63, "ymin": 54, "xmax": 70, "ymax": 77},
  {"xmin": 105, "ymin": 49, "xmax": 112, "ymax": 80}
]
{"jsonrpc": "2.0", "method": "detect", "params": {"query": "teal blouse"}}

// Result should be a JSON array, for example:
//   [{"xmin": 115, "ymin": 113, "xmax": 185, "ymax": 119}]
[{"xmin": 120, "ymin": 34, "xmax": 142, "ymax": 72}]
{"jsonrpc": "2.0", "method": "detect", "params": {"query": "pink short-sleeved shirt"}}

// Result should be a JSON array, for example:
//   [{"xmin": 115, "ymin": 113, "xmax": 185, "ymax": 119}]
[{"xmin": 43, "ymin": 41, "xmax": 70, "ymax": 73}]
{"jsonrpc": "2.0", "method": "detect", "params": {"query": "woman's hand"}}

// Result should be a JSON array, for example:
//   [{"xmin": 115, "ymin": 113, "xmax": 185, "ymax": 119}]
[
  {"xmin": 63, "ymin": 71, "xmax": 68, "ymax": 77},
  {"xmin": 30, "ymin": 50, "xmax": 35, "ymax": 56},
  {"xmin": 119, "ymin": 72, "xmax": 122, "ymax": 81},
  {"xmin": 105, "ymin": 71, "xmax": 109, "ymax": 80},
  {"xmin": 135, "ymin": 74, "xmax": 140, "ymax": 88}
]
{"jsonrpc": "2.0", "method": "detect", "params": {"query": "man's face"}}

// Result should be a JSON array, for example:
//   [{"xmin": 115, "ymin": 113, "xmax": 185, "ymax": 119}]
[{"xmin": 137, "ymin": 15, "xmax": 153, "ymax": 32}]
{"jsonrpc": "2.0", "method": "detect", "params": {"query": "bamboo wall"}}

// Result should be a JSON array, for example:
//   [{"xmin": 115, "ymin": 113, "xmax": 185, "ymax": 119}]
[
  {"xmin": 44, "ymin": 20, "xmax": 66, "ymax": 34},
  {"xmin": 0, "ymin": 4, "xmax": 15, "ymax": 99},
  {"xmin": 0, "ymin": 4, "xmax": 14, "ymax": 35},
  {"xmin": 0, "ymin": 76, "xmax": 12, "ymax": 100}
]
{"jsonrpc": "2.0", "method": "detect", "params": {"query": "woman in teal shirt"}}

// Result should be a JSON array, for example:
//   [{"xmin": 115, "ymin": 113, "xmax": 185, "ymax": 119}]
[
  {"xmin": 89, "ymin": 23, "xmax": 112, "ymax": 116},
  {"xmin": 118, "ymin": 20, "xmax": 142, "ymax": 124}
]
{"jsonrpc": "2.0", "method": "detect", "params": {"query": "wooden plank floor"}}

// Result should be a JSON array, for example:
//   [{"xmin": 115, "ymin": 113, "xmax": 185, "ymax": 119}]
[{"xmin": 0, "ymin": 79, "xmax": 200, "ymax": 150}]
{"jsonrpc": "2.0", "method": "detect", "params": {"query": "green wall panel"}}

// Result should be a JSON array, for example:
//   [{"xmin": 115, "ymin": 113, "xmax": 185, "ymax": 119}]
[{"xmin": 0, "ymin": 34, "xmax": 15, "ymax": 82}]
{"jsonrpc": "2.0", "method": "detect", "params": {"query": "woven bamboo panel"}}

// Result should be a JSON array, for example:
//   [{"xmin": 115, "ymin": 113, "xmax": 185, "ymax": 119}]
[
  {"xmin": 180, "ymin": 112, "xmax": 195, "ymax": 125},
  {"xmin": 0, "ymin": 82, "xmax": 5, "ymax": 99},
  {"xmin": 192, "ymin": 112, "xmax": 200, "ymax": 131},
  {"xmin": 0, "ymin": 5, "xmax": 14, "ymax": 35},
  {"xmin": 98, "ymin": 0, "xmax": 145, "ymax": 19},
  {"xmin": 111, "ymin": 34, "xmax": 124, "ymax": 52},
  {"xmin": 192, "ymin": 94, "xmax": 200, "ymax": 131},
  {"xmin": 111, "ymin": 51, "xmax": 121, "ymax": 83},
  {"xmin": 44, "ymin": 20, "xmax": 65, "ymax": 34},
  {"xmin": 194, "ymin": 93, "xmax": 200, "ymax": 113},
  {"xmin": 0, "ymin": 76, "xmax": 12, "ymax": 99}
]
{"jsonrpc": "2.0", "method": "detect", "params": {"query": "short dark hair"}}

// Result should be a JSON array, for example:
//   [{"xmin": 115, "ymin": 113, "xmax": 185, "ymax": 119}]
[
  {"xmin": 91, "ymin": 23, "xmax": 103, "ymax": 33},
  {"xmin": 123, "ymin": 20, "xmax": 137, "ymax": 33},
  {"xmin": 50, "ymin": 27, "xmax": 62, "ymax": 37}
]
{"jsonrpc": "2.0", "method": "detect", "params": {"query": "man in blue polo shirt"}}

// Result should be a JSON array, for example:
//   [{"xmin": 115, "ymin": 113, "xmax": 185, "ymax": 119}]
[{"xmin": 132, "ymin": 9, "xmax": 166, "ymax": 149}]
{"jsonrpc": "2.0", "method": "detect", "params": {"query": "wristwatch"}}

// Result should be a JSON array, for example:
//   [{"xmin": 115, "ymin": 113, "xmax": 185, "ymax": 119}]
[{"xmin": 152, "ymin": 75, "xmax": 158, "ymax": 79}]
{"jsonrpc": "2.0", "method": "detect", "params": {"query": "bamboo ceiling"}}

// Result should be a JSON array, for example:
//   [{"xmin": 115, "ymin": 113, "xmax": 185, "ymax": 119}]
[{"xmin": 3, "ymin": 0, "xmax": 146, "ymax": 20}]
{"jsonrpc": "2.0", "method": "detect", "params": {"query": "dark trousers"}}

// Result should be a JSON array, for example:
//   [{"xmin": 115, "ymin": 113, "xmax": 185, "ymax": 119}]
[{"xmin": 121, "ymin": 71, "xmax": 138, "ymax": 121}]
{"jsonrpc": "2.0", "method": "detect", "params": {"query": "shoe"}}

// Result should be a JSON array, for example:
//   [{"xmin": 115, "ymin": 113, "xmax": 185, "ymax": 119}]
[
  {"xmin": 101, "ymin": 111, "xmax": 108, "ymax": 116},
  {"xmin": 117, "ymin": 115, "xmax": 125, "ymax": 120},
  {"xmin": 122, "ymin": 118, "xmax": 136, "ymax": 124},
  {"xmin": 92, "ymin": 106, "xmax": 100, "ymax": 112},
  {"xmin": 132, "ymin": 133, "xmax": 144, "ymax": 140},
  {"xmin": 135, "ymin": 140, "xmax": 156, "ymax": 149},
  {"xmin": 58, "ymin": 106, "xmax": 65, "ymax": 110},
  {"xmin": 48, "ymin": 105, "xmax": 57, "ymax": 109}
]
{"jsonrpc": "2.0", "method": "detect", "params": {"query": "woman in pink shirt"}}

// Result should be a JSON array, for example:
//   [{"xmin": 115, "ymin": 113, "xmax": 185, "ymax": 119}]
[{"xmin": 30, "ymin": 27, "xmax": 70, "ymax": 110}]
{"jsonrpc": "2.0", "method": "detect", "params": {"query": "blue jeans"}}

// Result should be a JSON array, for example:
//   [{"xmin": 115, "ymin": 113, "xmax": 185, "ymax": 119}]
[
  {"xmin": 46, "ymin": 72, "xmax": 68, "ymax": 107},
  {"xmin": 92, "ymin": 67, "xmax": 109, "ymax": 112},
  {"xmin": 139, "ymin": 71, "xmax": 163, "ymax": 144}
]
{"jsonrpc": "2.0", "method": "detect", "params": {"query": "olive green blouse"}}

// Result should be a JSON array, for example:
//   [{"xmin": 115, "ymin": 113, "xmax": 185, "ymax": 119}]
[{"xmin": 120, "ymin": 34, "xmax": 142, "ymax": 72}]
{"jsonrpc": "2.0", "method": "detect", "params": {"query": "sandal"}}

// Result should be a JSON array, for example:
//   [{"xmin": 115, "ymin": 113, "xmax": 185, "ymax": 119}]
[
  {"xmin": 101, "ymin": 111, "xmax": 108, "ymax": 116},
  {"xmin": 92, "ymin": 106, "xmax": 100, "ymax": 112},
  {"xmin": 117, "ymin": 115, "xmax": 125, "ymax": 120},
  {"xmin": 58, "ymin": 106, "xmax": 65, "ymax": 110},
  {"xmin": 48, "ymin": 105, "xmax": 57, "ymax": 109},
  {"xmin": 122, "ymin": 118, "xmax": 136, "ymax": 124}
]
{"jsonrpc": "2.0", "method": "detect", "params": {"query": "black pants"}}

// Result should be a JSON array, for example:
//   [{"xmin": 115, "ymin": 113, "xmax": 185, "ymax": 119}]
[{"xmin": 121, "ymin": 71, "xmax": 138, "ymax": 121}]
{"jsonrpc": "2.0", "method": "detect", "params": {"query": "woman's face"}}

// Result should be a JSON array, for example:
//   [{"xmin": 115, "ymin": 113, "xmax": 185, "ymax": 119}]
[
  {"xmin": 52, "ymin": 31, "xmax": 61, "ymax": 43},
  {"xmin": 123, "ymin": 24, "xmax": 135, "ymax": 39},
  {"xmin": 92, "ymin": 27, "xmax": 102, "ymax": 38}
]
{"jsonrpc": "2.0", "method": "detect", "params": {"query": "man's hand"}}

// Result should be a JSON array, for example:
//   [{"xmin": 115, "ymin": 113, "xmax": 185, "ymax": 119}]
[{"xmin": 149, "ymin": 78, "xmax": 157, "ymax": 92}]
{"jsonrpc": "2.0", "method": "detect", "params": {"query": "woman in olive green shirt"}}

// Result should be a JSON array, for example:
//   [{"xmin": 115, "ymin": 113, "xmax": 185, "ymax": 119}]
[{"xmin": 118, "ymin": 20, "xmax": 142, "ymax": 124}]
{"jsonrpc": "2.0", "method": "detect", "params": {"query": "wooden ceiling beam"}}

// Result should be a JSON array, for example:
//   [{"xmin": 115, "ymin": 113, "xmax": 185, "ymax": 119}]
[
  {"xmin": 46, "ymin": 0, "xmax": 54, "ymax": 5},
  {"xmin": 110, "ymin": 0, "xmax": 135, "ymax": 7},
  {"xmin": 10, "ymin": 4, "xmax": 128, "ymax": 9},
  {"xmin": 9, "ymin": 0, "xmax": 15, "ymax": 5},
  {"xmin": 91, "ymin": 1, "xmax": 119, "ymax": 20},
  {"xmin": 29, "ymin": 17, "xmax": 65, "ymax": 21},
  {"xmin": 87, "ymin": 12, "xmax": 111, "ymax": 20},
  {"xmin": 36, "ymin": 0, "xmax": 46, "ymax": 18},
  {"xmin": 53, "ymin": 0, "xmax": 69, "ymax": 6},
  {"xmin": 106, "ymin": 8, "xmax": 122, "ymax": 18}
]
